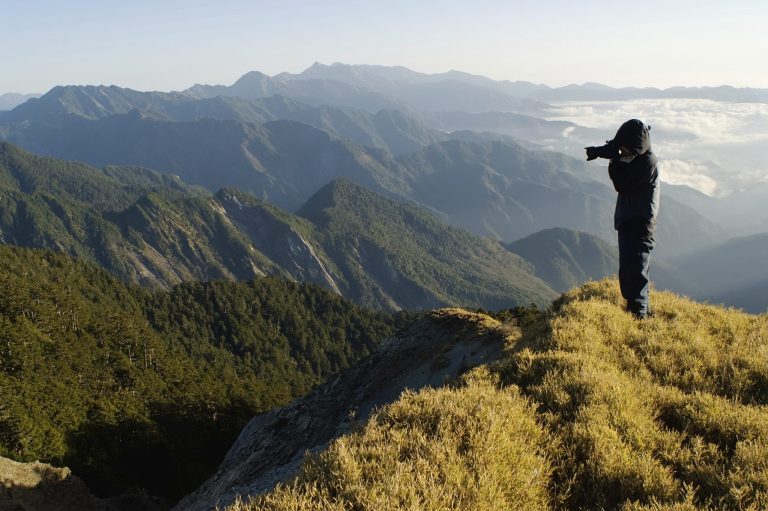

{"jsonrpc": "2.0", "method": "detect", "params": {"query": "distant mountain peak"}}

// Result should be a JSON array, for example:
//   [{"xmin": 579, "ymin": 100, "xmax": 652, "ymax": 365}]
[
  {"xmin": 230, "ymin": 71, "xmax": 280, "ymax": 91},
  {"xmin": 580, "ymin": 81, "xmax": 614, "ymax": 89},
  {"xmin": 296, "ymin": 178, "xmax": 364, "ymax": 217},
  {"xmin": 234, "ymin": 70, "xmax": 272, "ymax": 81}
]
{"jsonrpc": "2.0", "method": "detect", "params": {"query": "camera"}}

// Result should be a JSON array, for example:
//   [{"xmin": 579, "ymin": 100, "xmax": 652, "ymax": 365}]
[{"xmin": 585, "ymin": 140, "xmax": 619, "ymax": 161}]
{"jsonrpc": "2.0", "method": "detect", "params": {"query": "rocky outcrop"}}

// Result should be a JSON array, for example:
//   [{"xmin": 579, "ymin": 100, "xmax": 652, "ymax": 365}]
[
  {"xmin": 216, "ymin": 190, "xmax": 342, "ymax": 294},
  {"xmin": 174, "ymin": 309, "xmax": 509, "ymax": 511},
  {"xmin": 0, "ymin": 456, "xmax": 164, "ymax": 511}
]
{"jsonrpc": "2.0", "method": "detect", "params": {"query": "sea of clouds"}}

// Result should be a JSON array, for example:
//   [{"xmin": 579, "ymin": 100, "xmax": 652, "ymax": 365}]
[{"xmin": 544, "ymin": 99, "xmax": 768, "ymax": 196}]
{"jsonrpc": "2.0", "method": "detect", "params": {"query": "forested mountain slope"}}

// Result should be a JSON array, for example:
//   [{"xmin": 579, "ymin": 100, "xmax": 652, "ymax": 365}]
[
  {"xmin": 0, "ymin": 143, "xmax": 556, "ymax": 310},
  {"xmin": 0, "ymin": 245, "xmax": 399, "ymax": 504}
]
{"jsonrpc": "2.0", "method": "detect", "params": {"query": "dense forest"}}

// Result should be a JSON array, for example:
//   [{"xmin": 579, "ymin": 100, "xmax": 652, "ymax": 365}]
[{"xmin": 0, "ymin": 245, "xmax": 405, "ymax": 503}]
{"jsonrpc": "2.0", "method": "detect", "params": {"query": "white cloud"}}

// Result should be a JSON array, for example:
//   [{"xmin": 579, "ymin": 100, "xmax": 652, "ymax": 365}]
[
  {"xmin": 544, "ymin": 99, "xmax": 768, "ymax": 196},
  {"xmin": 659, "ymin": 159, "xmax": 719, "ymax": 196}
]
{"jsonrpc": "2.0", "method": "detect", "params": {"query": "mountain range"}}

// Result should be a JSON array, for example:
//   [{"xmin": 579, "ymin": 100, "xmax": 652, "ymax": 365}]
[
  {"xmin": 0, "ymin": 102, "xmax": 721, "ymax": 258},
  {"xmin": 186, "ymin": 67, "xmax": 549, "ymax": 115},
  {"xmin": 3, "ymin": 141, "xmax": 762, "ymax": 313},
  {"xmin": 0, "ymin": 86, "xmax": 446, "ymax": 157},
  {"xmin": 277, "ymin": 62, "xmax": 768, "ymax": 103},
  {"xmin": 0, "ymin": 142, "xmax": 557, "ymax": 311},
  {"xmin": 1, "ymin": 64, "xmax": 765, "ymax": 310},
  {"xmin": 7, "ymin": 63, "xmax": 767, "ymax": 117},
  {"xmin": 665, "ymin": 182, "xmax": 768, "ymax": 237},
  {"xmin": 506, "ymin": 227, "xmax": 619, "ymax": 292}
]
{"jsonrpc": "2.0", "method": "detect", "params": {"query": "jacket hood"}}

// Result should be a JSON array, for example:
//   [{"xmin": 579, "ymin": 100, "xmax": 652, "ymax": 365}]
[{"xmin": 613, "ymin": 119, "xmax": 651, "ymax": 156}]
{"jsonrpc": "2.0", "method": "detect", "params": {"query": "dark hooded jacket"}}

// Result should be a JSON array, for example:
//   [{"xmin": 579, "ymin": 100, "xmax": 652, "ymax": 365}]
[{"xmin": 608, "ymin": 119, "xmax": 660, "ymax": 233}]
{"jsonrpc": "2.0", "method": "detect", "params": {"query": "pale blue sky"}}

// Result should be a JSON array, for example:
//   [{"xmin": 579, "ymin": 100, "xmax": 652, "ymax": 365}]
[{"xmin": 3, "ymin": 0, "xmax": 767, "ymax": 94}]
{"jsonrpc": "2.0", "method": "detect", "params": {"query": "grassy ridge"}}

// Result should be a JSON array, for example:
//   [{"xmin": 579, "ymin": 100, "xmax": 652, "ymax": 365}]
[
  {"xmin": 245, "ymin": 369, "xmax": 551, "ymax": 511},
  {"xmin": 232, "ymin": 280, "xmax": 768, "ymax": 510}
]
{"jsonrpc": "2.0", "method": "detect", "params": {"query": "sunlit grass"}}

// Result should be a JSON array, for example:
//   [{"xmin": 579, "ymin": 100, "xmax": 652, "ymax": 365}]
[{"xmin": 228, "ymin": 279, "xmax": 768, "ymax": 510}]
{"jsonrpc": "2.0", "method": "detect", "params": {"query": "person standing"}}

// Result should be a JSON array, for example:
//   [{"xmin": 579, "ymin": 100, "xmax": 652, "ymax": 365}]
[{"xmin": 586, "ymin": 119, "xmax": 660, "ymax": 319}]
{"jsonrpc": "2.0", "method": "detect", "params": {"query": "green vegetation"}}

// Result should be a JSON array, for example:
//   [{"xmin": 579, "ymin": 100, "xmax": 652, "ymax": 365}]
[
  {"xmin": 232, "ymin": 280, "xmax": 768, "ymax": 510},
  {"xmin": 0, "ymin": 245, "xmax": 399, "ymax": 503},
  {"xmin": 0, "ymin": 141, "xmax": 199, "ymax": 209},
  {"xmin": 508, "ymin": 281, "xmax": 768, "ymax": 509},
  {"xmin": 0, "ymin": 141, "xmax": 273, "ymax": 288},
  {"xmin": 0, "ymin": 143, "xmax": 556, "ymax": 310},
  {"xmin": 298, "ymin": 179, "xmax": 556, "ymax": 310},
  {"xmin": 143, "ymin": 278, "xmax": 396, "ymax": 400}
]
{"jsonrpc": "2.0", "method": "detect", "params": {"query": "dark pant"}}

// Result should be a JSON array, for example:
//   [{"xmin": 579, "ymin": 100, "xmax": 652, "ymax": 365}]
[{"xmin": 618, "ymin": 229, "xmax": 655, "ymax": 318}]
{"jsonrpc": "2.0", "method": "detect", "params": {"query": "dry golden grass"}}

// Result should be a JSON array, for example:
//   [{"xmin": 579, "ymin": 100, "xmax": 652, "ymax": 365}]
[
  {"xmin": 228, "ymin": 279, "xmax": 768, "ymax": 510},
  {"xmin": 234, "ymin": 367, "xmax": 552, "ymax": 511}
]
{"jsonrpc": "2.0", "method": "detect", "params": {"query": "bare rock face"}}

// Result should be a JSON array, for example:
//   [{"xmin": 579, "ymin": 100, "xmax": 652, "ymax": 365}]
[
  {"xmin": 0, "ymin": 456, "xmax": 164, "ymax": 511},
  {"xmin": 216, "ymin": 190, "xmax": 342, "ymax": 294},
  {"xmin": 174, "ymin": 309, "xmax": 508, "ymax": 511}
]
